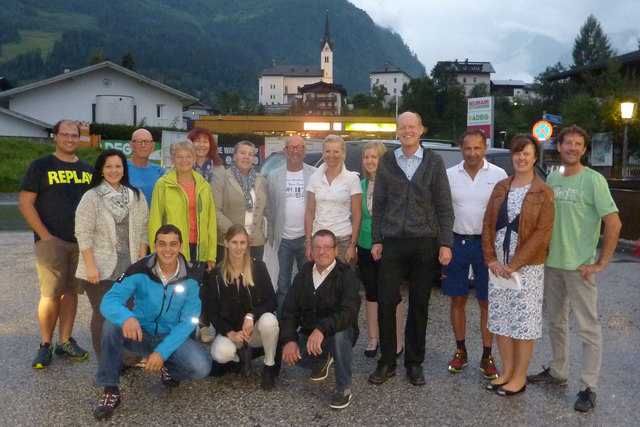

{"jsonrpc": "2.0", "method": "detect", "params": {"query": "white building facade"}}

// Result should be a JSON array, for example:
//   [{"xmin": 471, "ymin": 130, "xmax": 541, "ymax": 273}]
[
  {"xmin": 0, "ymin": 61, "xmax": 197, "ymax": 130},
  {"xmin": 370, "ymin": 62, "xmax": 411, "ymax": 106}
]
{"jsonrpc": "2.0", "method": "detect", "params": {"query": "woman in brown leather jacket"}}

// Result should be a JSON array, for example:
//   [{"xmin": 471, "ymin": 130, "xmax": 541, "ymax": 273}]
[{"xmin": 481, "ymin": 134, "xmax": 554, "ymax": 396}]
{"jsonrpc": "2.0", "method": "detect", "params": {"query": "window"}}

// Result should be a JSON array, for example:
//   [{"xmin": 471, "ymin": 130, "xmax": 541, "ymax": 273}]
[
  {"xmin": 394, "ymin": 77, "xmax": 397, "ymax": 83},
  {"xmin": 473, "ymin": 77, "xmax": 477, "ymax": 83},
  {"xmin": 156, "ymin": 104, "xmax": 163, "ymax": 118},
  {"xmin": 376, "ymin": 78, "xmax": 379, "ymax": 84},
  {"xmin": 462, "ymin": 77, "xmax": 467, "ymax": 83},
  {"xmin": 393, "ymin": 88, "xmax": 397, "ymax": 94},
  {"xmin": 324, "ymin": 56, "xmax": 329, "ymax": 63},
  {"xmin": 285, "ymin": 86, "xmax": 288, "ymax": 93},
  {"xmin": 91, "ymin": 104, "xmax": 96, "ymax": 122}
]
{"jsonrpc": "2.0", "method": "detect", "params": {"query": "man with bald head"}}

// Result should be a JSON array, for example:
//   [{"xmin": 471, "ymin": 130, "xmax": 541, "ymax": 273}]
[
  {"xmin": 127, "ymin": 128, "xmax": 164, "ymax": 207},
  {"xmin": 267, "ymin": 135, "xmax": 317, "ymax": 314},
  {"xmin": 368, "ymin": 111, "xmax": 454, "ymax": 386}
]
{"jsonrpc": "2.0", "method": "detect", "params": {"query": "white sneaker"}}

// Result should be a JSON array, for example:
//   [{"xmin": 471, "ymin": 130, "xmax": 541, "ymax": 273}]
[{"xmin": 200, "ymin": 325, "xmax": 214, "ymax": 343}]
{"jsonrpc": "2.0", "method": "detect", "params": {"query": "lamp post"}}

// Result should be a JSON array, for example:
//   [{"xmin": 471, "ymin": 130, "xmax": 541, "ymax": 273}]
[{"xmin": 621, "ymin": 102, "xmax": 636, "ymax": 178}]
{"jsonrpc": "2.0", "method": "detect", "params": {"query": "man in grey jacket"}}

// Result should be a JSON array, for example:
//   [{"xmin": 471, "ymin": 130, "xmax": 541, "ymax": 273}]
[
  {"xmin": 368, "ymin": 111, "xmax": 454, "ymax": 386},
  {"xmin": 267, "ymin": 135, "xmax": 317, "ymax": 314}
]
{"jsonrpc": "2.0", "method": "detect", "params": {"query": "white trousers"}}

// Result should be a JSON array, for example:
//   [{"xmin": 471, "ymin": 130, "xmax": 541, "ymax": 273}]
[{"xmin": 210, "ymin": 312, "xmax": 279, "ymax": 366}]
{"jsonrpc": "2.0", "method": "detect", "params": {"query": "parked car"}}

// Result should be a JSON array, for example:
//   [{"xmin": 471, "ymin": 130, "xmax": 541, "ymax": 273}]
[{"xmin": 258, "ymin": 139, "xmax": 547, "ymax": 179}]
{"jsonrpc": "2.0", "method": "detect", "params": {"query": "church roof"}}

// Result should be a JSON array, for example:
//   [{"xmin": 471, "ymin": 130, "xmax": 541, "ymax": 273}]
[{"xmin": 261, "ymin": 65, "xmax": 323, "ymax": 77}]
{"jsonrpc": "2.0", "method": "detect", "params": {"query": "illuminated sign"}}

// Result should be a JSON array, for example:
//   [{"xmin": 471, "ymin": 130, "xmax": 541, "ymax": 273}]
[
  {"xmin": 304, "ymin": 122, "xmax": 331, "ymax": 131},
  {"xmin": 344, "ymin": 123, "xmax": 396, "ymax": 132},
  {"xmin": 333, "ymin": 122, "xmax": 342, "ymax": 131}
]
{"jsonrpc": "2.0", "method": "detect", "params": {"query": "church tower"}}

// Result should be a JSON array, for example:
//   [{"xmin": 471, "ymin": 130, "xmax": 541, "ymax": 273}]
[{"xmin": 320, "ymin": 10, "xmax": 333, "ymax": 84}]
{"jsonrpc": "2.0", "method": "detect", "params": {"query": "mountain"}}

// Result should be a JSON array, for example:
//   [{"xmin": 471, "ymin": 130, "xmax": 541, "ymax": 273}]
[{"xmin": 0, "ymin": 0, "xmax": 425, "ymax": 107}]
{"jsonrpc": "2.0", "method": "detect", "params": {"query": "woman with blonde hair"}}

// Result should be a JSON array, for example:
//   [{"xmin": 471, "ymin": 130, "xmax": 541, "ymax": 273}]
[
  {"xmin": 305, "ymin": 135, "xmax": 362, "ymax": 265},
  {"xmin": 204, "ymin": 224, "xmax": 279, "ymax": 390},
  {"xmin": 357, "ymin": 141, "xmax": 404, "ymax": 358}
]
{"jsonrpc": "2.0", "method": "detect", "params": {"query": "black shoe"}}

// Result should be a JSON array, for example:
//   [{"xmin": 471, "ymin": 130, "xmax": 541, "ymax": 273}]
[
  {"xmin": 526, "ymin": 366, "xmax": 568, "ymax": 385},
  {"xmin": 364, "ymin": 337, "xmax": 378, "ymax": 358},
  {"xmin": 161, "ymin": 366, "xmax": 179, "ymax": 388},
  {"xmin": 309, "ymin": 355, "xmax": 333, "ymax": 381},
  {"xmin": 330, "ymin": 390, "xmax": 352, "ymax": 410},
  {"xmin": 406, "ymin": 365, "xmax": 426, "ymax": 386},
  {"xmin": 368, "ymin": 363, "xmax": 397, "ymax": 384},
  {"xmin": 32, "ymin": 343, "xmax": 53, "ymax": 369},
  {"xmin": 486, "ymin": 381, "xmax": 507, "ymax": 392},
  {"xmin": 497, "ymin": 384, "xmax": 526, "ymax": 396},
  {"xmin": 574, "ymin": 388, "xmax": 596, "ymax": 412},
  {"xmin": 93, "ymin": 390, "xmax": 121, "ymax": 419},
  {"xmin": 260, "ymin": 364, "xmax": 277, "ymax": 391},
  {"xmin": 238, "ymin": 345, "xmax": 253, "ymax": 378}
]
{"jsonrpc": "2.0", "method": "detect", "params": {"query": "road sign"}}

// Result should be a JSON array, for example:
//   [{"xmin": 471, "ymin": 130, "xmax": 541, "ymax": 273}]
[
  {"xmin": 532, "ymin": 120, "xmax": 553, "ymax": 141},
  {"xmin": 543, "ymin": 113, "xmax": 562, "ymax": 124}
]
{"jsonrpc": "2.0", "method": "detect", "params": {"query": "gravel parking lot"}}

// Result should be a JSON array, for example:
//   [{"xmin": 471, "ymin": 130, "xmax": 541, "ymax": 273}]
[{"xmin": 1, "ymin": 231, "xmax": 638, "ymax": 426}]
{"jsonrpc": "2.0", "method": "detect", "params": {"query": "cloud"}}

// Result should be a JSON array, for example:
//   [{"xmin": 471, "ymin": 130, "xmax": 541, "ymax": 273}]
[{"xmin": 348, "ymin": 0, "xmax": 640, "ymax": 79}]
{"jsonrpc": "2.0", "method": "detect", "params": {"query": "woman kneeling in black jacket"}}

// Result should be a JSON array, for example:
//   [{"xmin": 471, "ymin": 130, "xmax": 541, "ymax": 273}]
[{"xmin": 204, "ymin": 224, "xmax": 279, "ymax": 390}]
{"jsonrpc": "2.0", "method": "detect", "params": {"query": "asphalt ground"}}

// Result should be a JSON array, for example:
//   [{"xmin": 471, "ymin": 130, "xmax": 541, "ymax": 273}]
[{"xmin": 1, "ymin": 231, "xmax": 639, "ymax": 426}]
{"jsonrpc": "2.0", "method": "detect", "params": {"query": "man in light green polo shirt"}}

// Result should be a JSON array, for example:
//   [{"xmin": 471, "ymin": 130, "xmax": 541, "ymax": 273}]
[{"xmin": 527, "ymin": 125, "xmax": 621, "ymax": 413}]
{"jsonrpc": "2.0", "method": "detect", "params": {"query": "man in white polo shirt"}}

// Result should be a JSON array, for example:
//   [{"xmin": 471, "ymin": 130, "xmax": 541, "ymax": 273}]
[{"xmin": 443, "ymin": 129, "xmax": 507, "ymax": 379}]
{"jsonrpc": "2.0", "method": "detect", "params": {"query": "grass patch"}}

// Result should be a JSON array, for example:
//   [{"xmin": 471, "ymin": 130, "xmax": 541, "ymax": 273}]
[
  {"xmin": 0, "ymin": 138, "xmax": 102, "ymax": 192},
  {"xmin": 0, "ymin": 30, "xmax": 61, "ymax": 61}
]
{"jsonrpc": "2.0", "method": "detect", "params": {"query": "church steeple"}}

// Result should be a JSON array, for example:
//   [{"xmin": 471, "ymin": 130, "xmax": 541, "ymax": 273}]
[
  {"xmin": 320, "ymin": 9, "xmax": 333, "ymax": 83},
  {"xmin": 321, "ymin": 10, "xmax": 334, "ymax": 51}
]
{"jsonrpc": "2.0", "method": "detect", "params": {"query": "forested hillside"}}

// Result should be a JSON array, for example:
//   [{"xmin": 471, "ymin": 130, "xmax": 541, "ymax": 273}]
[{"xmin": 0, "ymin": 0, "xmax": 425, "ymax": 107}]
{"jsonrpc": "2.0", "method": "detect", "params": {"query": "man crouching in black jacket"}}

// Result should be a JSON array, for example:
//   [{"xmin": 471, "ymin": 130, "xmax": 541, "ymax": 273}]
[{"xmin": 280, "ymin": 229, "xmax": 361, "ymax": 410}]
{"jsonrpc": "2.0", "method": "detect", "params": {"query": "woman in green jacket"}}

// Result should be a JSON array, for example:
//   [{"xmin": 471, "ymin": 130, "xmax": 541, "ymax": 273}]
[{"xmin": 148, "ymin": 139, "xmax": 217, "ymax": 277}]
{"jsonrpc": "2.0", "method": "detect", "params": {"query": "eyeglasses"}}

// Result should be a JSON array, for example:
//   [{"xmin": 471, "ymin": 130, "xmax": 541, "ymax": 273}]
[
  {"xmin": 175, "ymin": 154, "xmax": 194, "ymax": 160},
  {"xmin": 57, "ymin": 133, "xmax": 79, "ymax": 139},
  {"xmin": 286, "ymin": 145, "xmax": 305, "ymax": 152},
  {"xmin": 132, "ymin": 139, "xmax": 154, "ymax": 145},
  {"xmin": 312, "ymin": 245, "xmax": 336, "ymax": 252}
]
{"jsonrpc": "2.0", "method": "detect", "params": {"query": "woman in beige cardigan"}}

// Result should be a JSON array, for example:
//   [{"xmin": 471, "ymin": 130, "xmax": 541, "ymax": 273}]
[
  {"xmin": 212, "ymin": 140, "xmax": 270, "ymax": 262},
  {"xmin": 75, "ymin": 149, "xmax": 149, "ymax": 360}
]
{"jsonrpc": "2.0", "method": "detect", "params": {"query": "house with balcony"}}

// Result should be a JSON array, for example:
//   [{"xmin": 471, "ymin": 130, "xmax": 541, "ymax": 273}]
[
  {"xmin": 436, "ymin": 59, "xmax": 495, "ymax": 95},
  {"xmin": 299, "ymin": 81, "xmax": 347, "ymax": 116}
]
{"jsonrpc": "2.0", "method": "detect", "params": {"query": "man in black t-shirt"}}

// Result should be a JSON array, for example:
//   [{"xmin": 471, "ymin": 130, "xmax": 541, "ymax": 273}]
[{"xmin": 19, "ymin": 119, "xmax": 93, "ymax": 369}]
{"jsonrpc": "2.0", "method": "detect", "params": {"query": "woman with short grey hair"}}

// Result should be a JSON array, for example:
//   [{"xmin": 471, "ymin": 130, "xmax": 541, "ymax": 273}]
[{"xmin": 212, "ymin": 140, "xmax": 270, "ymax": 262}]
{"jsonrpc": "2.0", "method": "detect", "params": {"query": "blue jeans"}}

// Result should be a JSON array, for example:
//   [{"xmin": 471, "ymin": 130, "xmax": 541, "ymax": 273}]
[
  {"xmin": 276, "ymin": 236, "xmax": 307, "ymax": 314},
  {"xmin": 96, "ymin": 320, "xmax": 212, "ymax": 386},
  {"xmin": 297, "ymin": 328, "xmax": 355, "ymax": 392}
]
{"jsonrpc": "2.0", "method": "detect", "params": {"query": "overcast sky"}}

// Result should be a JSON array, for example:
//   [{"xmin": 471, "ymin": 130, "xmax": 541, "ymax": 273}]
[{"xmin": 348, "ymin": 0, "xmax": 640, "ymax": 82}]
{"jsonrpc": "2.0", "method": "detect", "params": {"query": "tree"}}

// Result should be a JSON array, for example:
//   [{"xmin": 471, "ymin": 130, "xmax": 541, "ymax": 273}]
[
  {"xmin": 533, "ymin": 62, "xmax": 573, "ymax": 108},
  {"xmin": 89, "ymin": 49, "xmax": 105, "ymax": 65},
  {"xmin": 121, "ymin": 50, "xmax": 135, "ymax": 70},
  {"xmin": 468, "ymin": 82, "xmax": 489, "ymax": 98},
  {"xmin": 371, "ymin": 84, "xmax": 389, "ymax": 110},
  {"xmin": 572, "ymin": 14, "xmax": 615, "ymax": 67},
  {"xmin": 400, "ymin": 77, "xmax": 437, "ymax": 126}
]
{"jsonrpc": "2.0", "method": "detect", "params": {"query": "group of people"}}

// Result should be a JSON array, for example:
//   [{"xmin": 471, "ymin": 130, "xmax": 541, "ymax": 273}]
[{"xmin": 19, "ymin": 112, "xmax": 620, "ymax": 419}]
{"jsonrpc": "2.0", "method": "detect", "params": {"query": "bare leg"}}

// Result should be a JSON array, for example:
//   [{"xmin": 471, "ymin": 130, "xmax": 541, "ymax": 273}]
[
  {"xmin": 450, "ymin": 295, "xmax": 467, "ymax": 341},
  {"xmin": 57, "ymin": 292, "xmax": 78, "ymax": 343},
  {"xmin": 365, "ymin": 300, "xmax": 378, "ymax": 350},
  {"xmin": 478, "ymin": 299, "xmax": 493, "ymax": 348},
  {"xmin": 38, "ymin": 296, "xmax": 61, "ymax": 343},
  {"xmin": 502, "ymin": 339, "xmax": 534, "ymax": 392},
  {"xmin": 493, "ymin": 335, "xmax": 514, "ymax": 386},
  {"xmin": 395, "ymin": 301, "xmax": 404, "ymax": 353}
]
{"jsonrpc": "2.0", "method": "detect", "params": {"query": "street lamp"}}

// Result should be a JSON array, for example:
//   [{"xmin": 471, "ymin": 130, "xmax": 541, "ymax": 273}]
[{"xmin": 621, "ymin": 102, "xmax": 636, "ymax": 178}]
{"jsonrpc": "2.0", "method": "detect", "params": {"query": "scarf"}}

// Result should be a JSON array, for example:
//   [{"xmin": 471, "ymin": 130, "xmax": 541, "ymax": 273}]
[
  {"xmin": 95, "ymin": 180, "xmax": 131, "ymax": 223},
  {"xmin": 230, "ymin": 164, "xmax": 256, "ymax": 212},
  {"xmin": 193, "ymin": 158, "xmax": 214, "ymax": 183},
  {"xmin": 495, "ymin": 189, "xmax": 520, "ymax": 265}
]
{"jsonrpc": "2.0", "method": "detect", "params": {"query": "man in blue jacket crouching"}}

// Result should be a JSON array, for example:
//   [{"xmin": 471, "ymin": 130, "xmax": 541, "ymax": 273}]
[{"xmin": 93, "ymin": 224, "xmax": 211, "ymax": 419}]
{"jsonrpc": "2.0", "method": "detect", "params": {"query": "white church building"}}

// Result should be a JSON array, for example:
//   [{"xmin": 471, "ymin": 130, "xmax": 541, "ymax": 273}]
[{"xmin": 258, "ymin": 13, "xmax": 334, "ymax": 111}]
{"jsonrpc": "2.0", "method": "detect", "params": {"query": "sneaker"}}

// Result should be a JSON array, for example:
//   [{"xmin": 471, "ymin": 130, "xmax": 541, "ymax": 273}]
[
  {"xmin": 574, "ymin": 388, "xmax": 596, "ymax": 412},
  {"xmin": 54, "ymin": 336, "xmax": 89, "ymax": 360},
  {"xmin": 309, "ymin": 355, "xmax": 333, "ymax": 381},
  {"xmin": 447, "ymin": 349, "xmax": 468, "ymax": 373},
  {"xmin": 526, "ymin": 366, "xmax": 568, "ymax": 386},
  {"xmin": 329, "ymin": 390, "xmax": 352, "ymax": 410},
  {"xmin": 199, "ymin": 325, "xmax": 214, "ymax": 343},
  {"xmin": 32, "ymin": 343, "xmax": 53, "ymax": 369},
  {"xmin": 480, "ymin": 355, "xmax": 500, "ymax": 379},
  {"xmin": 161, "ymin": 366, "xmax": 179, "ymax": 388},
  {"xmin": 93, "ymin": 390, "xmax": 121, "ymax": 419}
]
